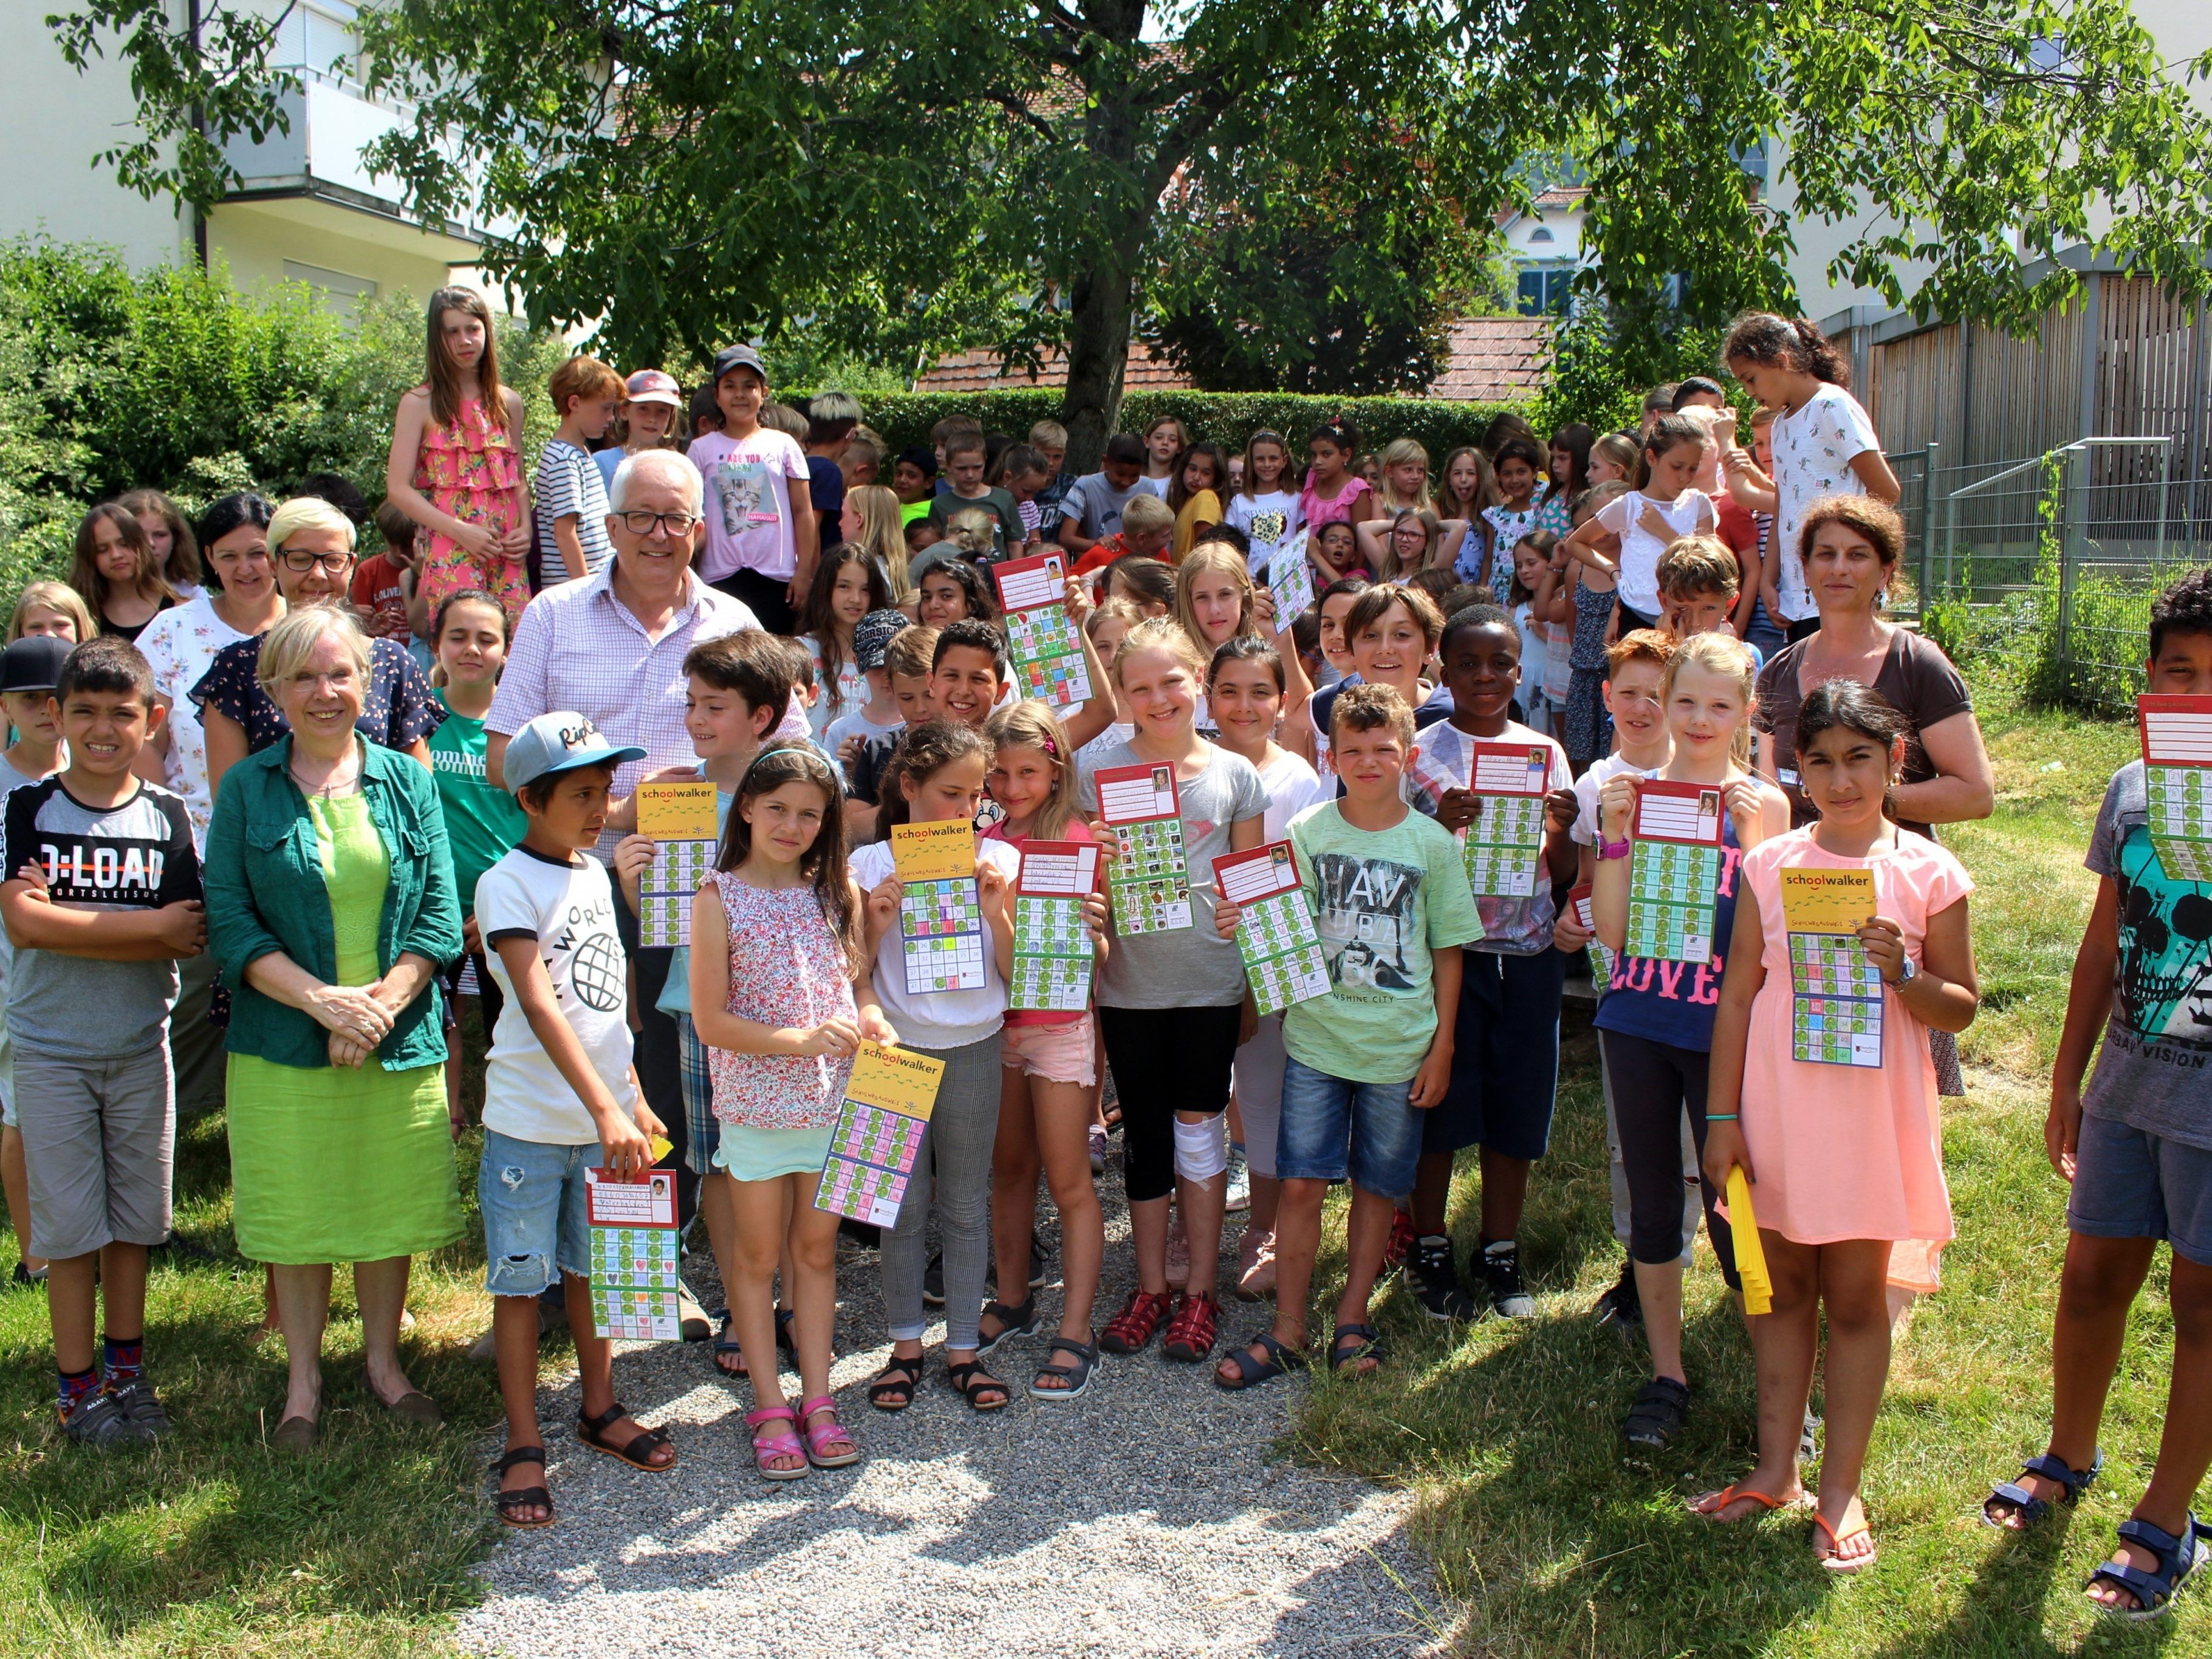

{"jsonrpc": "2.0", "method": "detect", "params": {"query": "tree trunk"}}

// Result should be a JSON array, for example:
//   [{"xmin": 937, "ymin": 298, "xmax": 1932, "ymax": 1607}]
[
  {"xmin": 1058, "ymin": 2, "xmax": 1151, "ymax": 473},
  {"xmin": 1061, "ymin": 253, "xmax": 1138, "ymax": 474}
]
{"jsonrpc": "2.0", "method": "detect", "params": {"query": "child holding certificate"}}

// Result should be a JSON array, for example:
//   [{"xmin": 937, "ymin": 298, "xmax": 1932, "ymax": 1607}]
[
  {"xmin": 981, "ymin": 700, "xmax": 1112, "ymax": 1399},
  {"xmin": 1079, "ymin": 618, "xmax": 1269, "ymax": 1366},
  {"xmin": 1700, "ymin": 680, "xmax": 1978, "ymax": 1571},
  {"xmin": 1591, "ymin": 632, "xmax": 1787, "ymax": 1452},
  {"xmin": 688, "ymin": 742, "xmax": 889, "ymax": 1480},
  {"xmin": 852, "ymin": 720, "xmax": 1018, "ymax": 1412}
]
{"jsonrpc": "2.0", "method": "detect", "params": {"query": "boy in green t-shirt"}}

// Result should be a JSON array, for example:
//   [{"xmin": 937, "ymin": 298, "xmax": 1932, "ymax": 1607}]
[
  {"xmin": 927, "ymin": 433, "xmax": 1022, "ymax": 558},
  {"xmin": 1211, "ymin": 682, "xmax": 1481, "ymax": 1388}
]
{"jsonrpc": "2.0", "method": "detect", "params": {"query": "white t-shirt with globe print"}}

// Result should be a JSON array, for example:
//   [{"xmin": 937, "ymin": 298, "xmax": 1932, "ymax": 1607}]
[{"xmin": 478, "ymin": 844, "xmax": 640, "ymax": 1144}]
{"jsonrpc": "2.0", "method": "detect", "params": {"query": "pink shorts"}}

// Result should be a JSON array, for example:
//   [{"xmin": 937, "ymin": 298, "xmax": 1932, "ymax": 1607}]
[{"xmin": 999, "ymin": 1015, "xmax": 1097, "ymax": 1087}]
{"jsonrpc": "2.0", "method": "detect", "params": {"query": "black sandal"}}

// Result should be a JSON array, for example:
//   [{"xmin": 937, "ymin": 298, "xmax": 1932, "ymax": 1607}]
[
  {"xmin": 947, "ymin": 1358, "xmax": 1009, "ymax": 1412},
  {"xmin": 711, "ymin": 1310, "xmax": 747, "ymax": 1378},
  {"xmin": 1623, "ymin": 1377, "xmax": 1692, "ymax": 1450},
  {"xmin": 2087, "ymin": 1513, "xmax": 2212, "ymax": 1620},
  {"xmin": 869, "ymin": 1352, "xmax": 925, "ymax": 1412},
  {"xmin": 975, "ymin": 1296, "xmax": 1038, "ymax": 1358},
  {"xmin": 493, "ymin": 1445, "xmax": 554, "ymax": 1529},
  {"xmin": 1030, "ymin": 1335, "xmax": 1100, "ymax": 1401},
  {"xmin": 1327, "ymin": 1322, "xmax": 1386, "ymax": 1374},
  {"xmin": 1984, "ymin": 1449, "xmax": 2103, "ymax": 1529},
  {"xmin": 1214, "ymin": 1330, "xmax": 1306, "ymax": 1391},
  {"xmin": 576, "ymin": 1401, "xmax": 677, "ymax": 1473}
]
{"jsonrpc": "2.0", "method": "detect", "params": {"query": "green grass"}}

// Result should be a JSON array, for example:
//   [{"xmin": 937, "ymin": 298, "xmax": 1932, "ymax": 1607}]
[
  {"xmin": 1288, "ymin": 694, "xmax": 2207, "ymax": 1654},
  {"xmin": 0, "ymin": 694, "xmax": 2200, "ymax": 1655}
]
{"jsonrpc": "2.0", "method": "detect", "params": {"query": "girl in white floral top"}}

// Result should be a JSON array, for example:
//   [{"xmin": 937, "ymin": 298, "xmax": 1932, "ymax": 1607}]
[{"xmin": 688, "ymin": 741, "xmax": 892, "ymax": 1480}]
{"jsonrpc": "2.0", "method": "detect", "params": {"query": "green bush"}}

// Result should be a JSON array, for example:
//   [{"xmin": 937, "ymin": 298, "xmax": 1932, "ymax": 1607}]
[
  {"xmin": 0, "ymin": 238, "xmax": 569, "ymax": 588},
  {"xmin": 835, "ymin": 388, "xmax": 1531, "ymax": 459}
]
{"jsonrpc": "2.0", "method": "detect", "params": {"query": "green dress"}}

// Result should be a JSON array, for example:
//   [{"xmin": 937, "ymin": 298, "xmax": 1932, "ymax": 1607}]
[{"xmin": 227, "ymin": 791, "xmax": 462, "ymax": 1264}]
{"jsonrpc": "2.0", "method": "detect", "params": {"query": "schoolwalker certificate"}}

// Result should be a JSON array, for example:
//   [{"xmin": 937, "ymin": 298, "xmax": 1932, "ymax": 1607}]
[
  {"xmin": 815, "ymin": 1041, "xmax": 945, "ymax": 1226},
  {"xmin": 1216, "ymin": 841, "xmax": 1331, "ymax": 1016},
  {"xmin": 1095, "ymin": 762, "xmax": 1193, "ymax": 933},
  {"xmin": 892, "ymin": 820, "xmax": 988, "ymax": 993},
  {"xmin": 635, "ymin": 779, "xmax": 721, "ymax": 948},
  {"xmin": 1267, "ymin": 530, "xmax": 1316, "ymax": 620},
  {"xmin": 1010, "ymin": 839, "xmax": 1098, "ymax": 1011},
  {"xmin": 1625, "ymin": 779, "xmax": 1724, "ymax": 963},
  {"xmin": 1568, "ymin": 881, "xmax": 1612, "ymax": 994},
  {"xmin": 993, "ymin": 552, "xmax": 1092, "ymax": 708},
  {"xmin": 1781, "ymin": 867, "xmax": 1883, "ymax": 1066},
  {"xmin": 1460, "ymin": 742, "xmax": 1552, "ymax": 897},
  {"xmin": 2139, "ymin": 694, "xmax": 2212, "ymax": 882},
  {"xmin": 585, "ymin": 1167, "xmax": 682, "ymax": 1341}
]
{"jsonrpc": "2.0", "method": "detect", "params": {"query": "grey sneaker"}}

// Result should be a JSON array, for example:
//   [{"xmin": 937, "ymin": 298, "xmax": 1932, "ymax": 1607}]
[
  {"xmin": 61, "ymin": 1386, "xmax": 154, "ymax": 1447},
  {"xmin": 1479, "ymin": 1239, "xmax": 1536, "ymax": 1319},
  {"xmin": 1224, "ymin": 1144, "xmax": 1251, "ymax": 1214},
  {"xmin": 108, "ymin": 1378, "xmax": 171, "ymax": 1439}
]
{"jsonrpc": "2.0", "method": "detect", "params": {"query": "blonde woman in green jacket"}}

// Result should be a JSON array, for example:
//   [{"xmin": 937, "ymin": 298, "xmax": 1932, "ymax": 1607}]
[{"xmin": 204, "ymin": 606, "xmax": 462, "ymax": 1452}]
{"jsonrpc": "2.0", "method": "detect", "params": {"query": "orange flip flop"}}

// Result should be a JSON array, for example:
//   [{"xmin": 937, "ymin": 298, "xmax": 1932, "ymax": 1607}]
[
  {"xmin": 1691, "ymin": 1483, "xmax": 1795, "ymax": 1520},
  {"xmin": 1815, "ymin": 1510, "xmax": 1878, "ymax": 1573}
]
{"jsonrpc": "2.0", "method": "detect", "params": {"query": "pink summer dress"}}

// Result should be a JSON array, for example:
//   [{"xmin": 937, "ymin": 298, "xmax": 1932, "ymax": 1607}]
[
  {"xmin": 707, "ymin": 871, "xmax": 858, "ymax": 1181},
  {"xmin": 1734, "ymin": 826, "xmax": 1973, "ymax": 1291},
  {"xmin": 414, "ymin": 396, "xmax": 529, "ymax": 624}
]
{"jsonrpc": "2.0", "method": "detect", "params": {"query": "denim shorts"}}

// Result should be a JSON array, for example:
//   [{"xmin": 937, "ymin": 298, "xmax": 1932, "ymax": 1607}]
[
  {"xmin": 479, "ymin": 1129, "xmax": 598, "ymax": 1296},
  {"xmin": 2067, "ymin": 1112, "xmax": 2212, "ymax": 1268},
  {"xmin": 1275, "ymin": 1055, "xmax": 1423, "ymax": 1198}
]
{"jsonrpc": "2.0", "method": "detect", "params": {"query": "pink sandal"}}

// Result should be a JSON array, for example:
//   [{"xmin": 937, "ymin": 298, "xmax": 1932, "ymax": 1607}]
[
  {"xmin": 800, "ymin": 1395, "xmax": 860, "ymax": 1468},
  {"xmin": 745, "ymin": 1406, "xmax": 808, "ymax": 1482}
]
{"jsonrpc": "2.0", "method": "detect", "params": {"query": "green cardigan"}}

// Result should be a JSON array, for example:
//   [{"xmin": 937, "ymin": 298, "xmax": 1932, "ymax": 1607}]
[{"xmin": 204, "ymin": 736, "xmax": 462, "ymax": 1071}]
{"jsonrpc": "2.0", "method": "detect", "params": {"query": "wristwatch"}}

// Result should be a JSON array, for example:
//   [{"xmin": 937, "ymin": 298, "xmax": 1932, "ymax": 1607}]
[
  {"xmin": 1892, "ymin": 956, "xmax": 1918, "ymax": 988},
  {"xmin": 1598, "ymin": 838, "xmax": 1631, "ymax": 861}
]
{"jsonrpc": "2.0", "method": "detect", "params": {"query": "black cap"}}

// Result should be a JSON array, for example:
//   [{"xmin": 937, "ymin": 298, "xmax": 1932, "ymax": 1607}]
[
  {"xmin": 710, "ymin": 344, "xmax": 767, "ymax": 386},
  {"xmin": 0, "ymin": 635, "xmax": 72, "ymax": 696}
]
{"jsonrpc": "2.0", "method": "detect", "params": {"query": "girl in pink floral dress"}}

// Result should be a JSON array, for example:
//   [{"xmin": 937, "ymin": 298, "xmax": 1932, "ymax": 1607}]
[
  {"xmin": 384, "ymin": 287, "xmax": 531, "ymax": 625},
  {"xmin": 688, "ymin": 743, "xmax": 892, "ymax": 1480}
]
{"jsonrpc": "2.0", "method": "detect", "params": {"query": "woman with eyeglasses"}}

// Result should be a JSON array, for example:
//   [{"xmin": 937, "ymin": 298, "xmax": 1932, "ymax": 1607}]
[{"xmin": 193, "ymin": 497, "xmax": 443, "ymax": 798}]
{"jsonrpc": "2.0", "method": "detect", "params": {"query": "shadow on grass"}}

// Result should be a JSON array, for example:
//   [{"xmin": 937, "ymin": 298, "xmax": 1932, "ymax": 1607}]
[{"xmin": 0, "ymin": 1008, "xmax": 508, "ymax": 1656}]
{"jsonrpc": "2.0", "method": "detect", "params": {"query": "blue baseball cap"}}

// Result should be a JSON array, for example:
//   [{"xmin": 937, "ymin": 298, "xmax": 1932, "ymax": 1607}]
[{"xmin": 502, "ymin": 711, "xmax": 646, "ymax": 796}]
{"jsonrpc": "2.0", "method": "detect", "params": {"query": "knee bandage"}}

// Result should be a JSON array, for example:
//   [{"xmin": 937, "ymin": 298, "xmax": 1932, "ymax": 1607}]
[{"xmin": 1173, "ymin": 1114, "xmax": 1228, "ymax": 1183}]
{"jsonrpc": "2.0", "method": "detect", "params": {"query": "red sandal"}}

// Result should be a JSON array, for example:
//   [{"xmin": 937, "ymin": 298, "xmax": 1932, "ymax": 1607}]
[
  {"xmin": 1162, "ymin": 1292, "xmax": 1221, "ymax": 1363},
  {"xmin": 1099, "ymin": 1288, "xmax": 1174, "ymax": 1355}
]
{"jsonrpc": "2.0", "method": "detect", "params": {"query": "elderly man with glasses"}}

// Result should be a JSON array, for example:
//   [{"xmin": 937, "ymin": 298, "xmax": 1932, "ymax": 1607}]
[{"xmin": 483, "ymin": 448, "xmax": 762, "ymax": 1335}]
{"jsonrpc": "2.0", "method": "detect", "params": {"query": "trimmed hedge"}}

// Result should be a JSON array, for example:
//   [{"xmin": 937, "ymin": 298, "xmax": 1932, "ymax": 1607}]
[{"xmin": 843, "ymin": 389, "xmax": 1533, "ymax": 459}]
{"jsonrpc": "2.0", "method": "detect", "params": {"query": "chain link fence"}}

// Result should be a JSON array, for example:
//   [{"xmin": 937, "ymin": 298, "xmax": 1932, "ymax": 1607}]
[{"xmin": 1900, "ymin": 437, "xmax": 2207, "ymax": 714}]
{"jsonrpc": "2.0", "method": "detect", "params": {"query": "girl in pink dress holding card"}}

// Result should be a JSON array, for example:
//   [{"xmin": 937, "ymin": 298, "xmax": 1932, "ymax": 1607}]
[{"xmin": 1700, "ymin": 680, "xmax": 1979, "ymax": 1573}]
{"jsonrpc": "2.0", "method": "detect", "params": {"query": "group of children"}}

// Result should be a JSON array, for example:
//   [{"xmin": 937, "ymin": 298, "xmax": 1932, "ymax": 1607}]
[{"xmin": 6, "ymin": 293, "xmax": 2210, "ymax": 1618}]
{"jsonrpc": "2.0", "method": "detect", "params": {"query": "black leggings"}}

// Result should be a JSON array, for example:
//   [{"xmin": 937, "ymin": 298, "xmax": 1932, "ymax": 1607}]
[
  {"xmin": 1600, "ymin": 1028, "xmax": 1738, "ymax": 1287},
  {"xmin": 1098, "ymin": 1002, "xmax": 1242, "ymax": 1204}
]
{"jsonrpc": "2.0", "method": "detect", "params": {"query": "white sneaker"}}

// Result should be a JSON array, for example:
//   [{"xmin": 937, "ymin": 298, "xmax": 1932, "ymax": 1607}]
[
  {"xmin": 1088, "ymin": 1123, "xmax": 1108, "ymax": 1174},
  {"xmin": 1224, "ymin": 1144, "xmax": 1251, "ymax": 1214}
]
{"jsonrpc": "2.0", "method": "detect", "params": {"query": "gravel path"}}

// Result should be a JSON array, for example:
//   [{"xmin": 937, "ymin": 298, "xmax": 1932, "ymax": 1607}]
[{"xmin": 456, "ymin": 1161, "xmax": 1433, "ymax": 1659}]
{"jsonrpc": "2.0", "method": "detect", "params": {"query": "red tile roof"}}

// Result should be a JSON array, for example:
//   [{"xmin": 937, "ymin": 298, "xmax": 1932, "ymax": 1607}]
[{"xmin": 916, "ymin": 313, "xmax": 1547, "ymax": 403}]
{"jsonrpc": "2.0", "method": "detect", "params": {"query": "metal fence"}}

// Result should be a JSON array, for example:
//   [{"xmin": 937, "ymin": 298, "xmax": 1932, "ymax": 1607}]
[{"xmin": 1898, "ymin": 436, "xmax": 2211, "ymax": 713}]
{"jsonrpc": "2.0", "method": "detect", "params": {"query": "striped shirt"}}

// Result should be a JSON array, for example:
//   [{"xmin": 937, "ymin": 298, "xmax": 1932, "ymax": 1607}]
[{"xmin": 533, "ymin": 439, "xmax": 615, "ymax": 583}]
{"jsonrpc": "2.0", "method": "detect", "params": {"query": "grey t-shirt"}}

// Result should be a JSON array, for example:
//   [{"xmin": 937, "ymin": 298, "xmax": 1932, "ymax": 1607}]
[
  {"xmin": 2083, "ymin": 760, "xmax": 2212, "ymax": 1148},
  {"xmin": 1061, "ymin": 472, "xmax": 1145, "ymax": 542},
  {"xmin": 1077, "ymin": 742, "xmax": 1270, "ymax": 1008},
  {"xmin": 2, "ymin": 776, "xmax": 200, "ymax": 1060}
]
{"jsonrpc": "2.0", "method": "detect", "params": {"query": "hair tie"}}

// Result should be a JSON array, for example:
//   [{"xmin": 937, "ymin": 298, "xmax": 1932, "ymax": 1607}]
[{"xmin": 1040, "ymin": 736, "xmax": 1058, "ymax": 759}]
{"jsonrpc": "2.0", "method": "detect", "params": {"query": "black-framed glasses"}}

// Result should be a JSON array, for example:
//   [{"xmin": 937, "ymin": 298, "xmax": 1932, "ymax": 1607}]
[
  {"xmin": 617, "ymin": 510, "xmax": 702, "ymax": 537},
  {"xmin": 276, "ymin": 549, "xmax": 354, "ymax": 573}
]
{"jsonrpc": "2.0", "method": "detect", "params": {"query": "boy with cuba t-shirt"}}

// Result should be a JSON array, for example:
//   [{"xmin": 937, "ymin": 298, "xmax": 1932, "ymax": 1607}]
[
  {"xmin": 1982, "ymin": 571, "xmax": 2212, "ymax": 1612},
  {"xmin": 1213, "ymin": 683, "xmax": 1480, "ymax": 1388},
  {"xmin": 475, "ymin": 711, "xmax": 674, "ymax": 1529},
  {"xmin": 0, "ymin": 638, "xmax": 204, "ymax": 1445}
]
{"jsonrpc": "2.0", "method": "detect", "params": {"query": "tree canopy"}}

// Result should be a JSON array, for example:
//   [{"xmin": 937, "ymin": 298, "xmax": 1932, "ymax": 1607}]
[{"xmin": 50, "ymin": 1, "xmax": 2212, "ymax": 462}]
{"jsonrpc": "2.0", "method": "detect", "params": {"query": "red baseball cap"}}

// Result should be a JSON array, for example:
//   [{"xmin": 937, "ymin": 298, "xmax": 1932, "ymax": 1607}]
[{"xmin": 623, "ymin": 369, "xmax": 682, "ymax": 407}]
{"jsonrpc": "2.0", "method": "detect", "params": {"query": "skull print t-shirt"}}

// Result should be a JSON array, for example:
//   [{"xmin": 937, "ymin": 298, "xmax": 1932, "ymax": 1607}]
[
  {"xmin": 477, "ymin": 843, "xmax": 640, "ymax": 1144},
  {"xmin": 2083, "ymin": 759, "xmax": 2212, "ymax": 1149}
]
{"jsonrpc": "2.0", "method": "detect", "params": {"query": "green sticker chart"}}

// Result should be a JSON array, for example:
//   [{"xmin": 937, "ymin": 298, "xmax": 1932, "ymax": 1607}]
[
  {"xmin": 1624, "ymin": 779, "xmax": 1724, "ymax": 964},
  {"xmin": 1569, "ymin": 881, "xmax": 1613, "ymax": 993},
  {"xmin": 1095, "ymin": 762, "xmax": 1193, "ymax": 934},
  {"xmin": 585, "ymin": 1166, "xmax": 682, "ymax": 1341},
  {"xmin": 2139, "ymin": 694, "xmax": 2212, "ymax": 883},
  {"xmin": 892, "ymin": 820, "xmax": 988, "ymax": 993},
  {"xmin": 1267, "ymin": 530, "xmax": 1315, "ymax": 620},
  {"xmin": 994, "ymin": 552, "xmax": 1093, "ymax": 709},
  {"xmin": 1010, "ymin": 838, "xmax": 1099, "ymax": 1011},
  {"xmin": 1460, "ymin": 741, "xmax": 1552, "ymax": 897},
  {"xmin": 635, "ymin": 780, "xmax": 721, "ymax": 948},
  {"xmin": 1216, "ymin": 840, "xmax": 1331, "ymax": 1016},
  {"xmin": 815, "ymin": 1041, "xmax": 945, "ymax": 1226}
]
